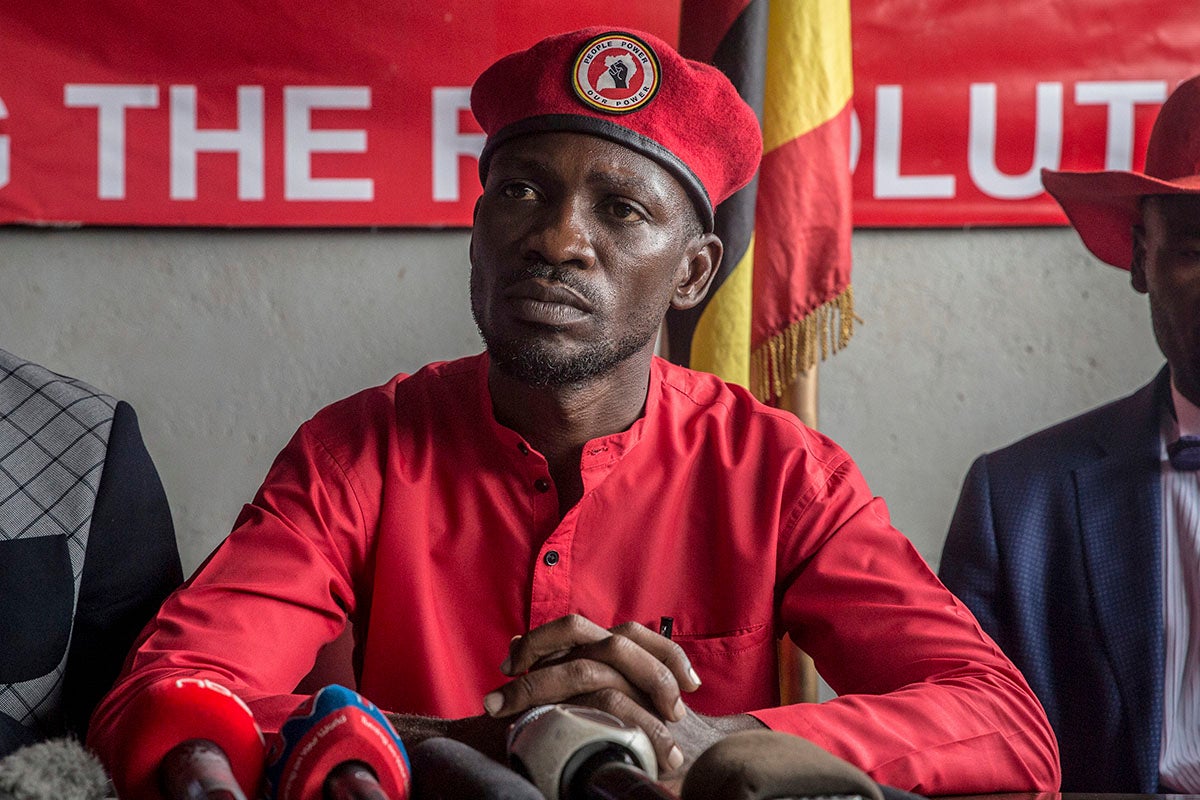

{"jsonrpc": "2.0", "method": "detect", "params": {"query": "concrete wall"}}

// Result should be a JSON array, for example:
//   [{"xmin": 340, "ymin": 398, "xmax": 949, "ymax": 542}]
[{"xmin": 0, "ymin": 225, "xmax": 1159, "ymax": 573}]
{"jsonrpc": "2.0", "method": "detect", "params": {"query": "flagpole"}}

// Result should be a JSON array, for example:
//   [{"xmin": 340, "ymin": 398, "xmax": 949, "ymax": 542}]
[
  {"xmin": 777, "ymin": 365, "xmax": 820, "ymax": 704},
  {"xmin": 780, "ymin": 365, "xmax": 818, "ymax": 430}
]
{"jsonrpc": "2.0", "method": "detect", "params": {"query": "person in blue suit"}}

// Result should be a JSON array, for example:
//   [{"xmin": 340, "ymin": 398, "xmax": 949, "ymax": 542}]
[{"xmin": 940, "ymin": 74, "xmax": 1200, "ymax": 793}]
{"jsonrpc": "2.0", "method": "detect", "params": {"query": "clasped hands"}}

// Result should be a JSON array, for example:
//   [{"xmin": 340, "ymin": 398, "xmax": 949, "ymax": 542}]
[{"xmin": 476, "ymin": 614, "xmax": 751, "ymax": 783}]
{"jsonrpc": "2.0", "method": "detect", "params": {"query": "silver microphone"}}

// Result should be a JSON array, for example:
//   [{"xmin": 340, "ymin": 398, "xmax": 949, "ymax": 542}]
[{"xmin": 507, "ymin": 704, "xmax": 673, "ymax": 800}]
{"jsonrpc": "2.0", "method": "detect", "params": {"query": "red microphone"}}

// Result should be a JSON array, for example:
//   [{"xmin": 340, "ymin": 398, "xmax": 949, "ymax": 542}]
[{"xmin": 109, "ymin": 678, "xmax": 266, "ymax": 800}]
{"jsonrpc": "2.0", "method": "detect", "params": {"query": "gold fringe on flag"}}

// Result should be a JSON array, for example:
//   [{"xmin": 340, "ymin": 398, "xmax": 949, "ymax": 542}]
[{"xmin": 750, "ymin": 284, "xmax": 860, "ymax": 405}]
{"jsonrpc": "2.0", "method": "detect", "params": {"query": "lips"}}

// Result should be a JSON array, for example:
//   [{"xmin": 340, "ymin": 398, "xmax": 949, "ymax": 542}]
[{"xmin": 504, "ymin": 279, "xmax": 593, "ymax": 326}]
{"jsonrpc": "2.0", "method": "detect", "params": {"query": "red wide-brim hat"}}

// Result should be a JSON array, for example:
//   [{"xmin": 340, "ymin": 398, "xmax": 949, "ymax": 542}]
[{"xmin": 1041, "ymin": 74, "xmax": 1200, "ymax": 269}]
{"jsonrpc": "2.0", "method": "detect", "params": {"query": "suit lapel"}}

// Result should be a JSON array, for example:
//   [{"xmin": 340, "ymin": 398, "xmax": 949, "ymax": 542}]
[{"xmin": 1074, "ymin": 369, "xmax": 1168, "ymax": 788}]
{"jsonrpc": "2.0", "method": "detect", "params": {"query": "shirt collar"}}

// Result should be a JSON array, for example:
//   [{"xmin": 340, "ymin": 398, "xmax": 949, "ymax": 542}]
[
  {"xmin": 475, "ymin": 351, "xmax": 657, "ymax": 466},
  {"xmin": 1172, "ymin": 378, "xmax": 1200, "ymax": 439},
  {"xmin": 576, "ymin": 358, "xmax": 661, "ymax": 470}
]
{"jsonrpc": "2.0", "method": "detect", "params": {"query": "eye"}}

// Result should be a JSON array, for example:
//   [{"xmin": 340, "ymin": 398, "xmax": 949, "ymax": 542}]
[
  {"xmin": 603, "ymin": 199, "xmax": 646, "ymax": 223},
  {"xmin": 500, "ymin": 182, "xmax": 539, "ymax": 201},
  {"xmin": 1166, "ymin": 246, "xmax": 1200, "ymax": 264}
]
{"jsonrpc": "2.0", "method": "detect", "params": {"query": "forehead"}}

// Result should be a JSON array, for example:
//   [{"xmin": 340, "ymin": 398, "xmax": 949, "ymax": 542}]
[
  {"xmin": 1144, "ymin": 194, "xmax": 1200, "ymax": 236},
  {"xmin": 488, "ymin": 132, "xmax": 689, "ymax": 201}
]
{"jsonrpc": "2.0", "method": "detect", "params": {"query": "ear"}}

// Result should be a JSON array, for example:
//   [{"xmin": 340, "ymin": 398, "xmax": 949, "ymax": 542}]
[
  {"xmin": 1130, "ymin": 224, "xmax": 1148, "ymax": 294},
  {"xmin": 671, "ymin": 233, "xmax": 724, "ymax": 311},
  {"xmin": 468, "ymin": 197, "xmax": 482, "ymax": 264}
]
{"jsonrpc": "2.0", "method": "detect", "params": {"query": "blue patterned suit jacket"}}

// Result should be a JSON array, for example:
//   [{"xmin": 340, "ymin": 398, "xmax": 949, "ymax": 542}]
[{"xmin": 940, "ymin": 367, "xmax": 1169, "ymax": 792}]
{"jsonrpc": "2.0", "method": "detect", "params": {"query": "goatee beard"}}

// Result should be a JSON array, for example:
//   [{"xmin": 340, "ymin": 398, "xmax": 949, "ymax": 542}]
[
  {"xmin": 470, "ymin": 264, "xmax": 656, "ymax": 387},
  {"xmin": 483, "ymin": 335, "xmax": 646, "ymax": 387}
]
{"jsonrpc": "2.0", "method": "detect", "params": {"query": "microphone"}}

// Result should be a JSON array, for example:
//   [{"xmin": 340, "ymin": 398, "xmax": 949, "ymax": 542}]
[
  {"xmin": 506, "ymin": 704, "xmax": 676, "ymax": 800},
  {"xmin": 680, "ymin": 730, "xmax": 884, "ymax": 800},
  {"xmin": 265, "ymin": 684, "xmax": 411, "ymax": 800},
  {"xmin": 0, "ymin": 737, "xmax": 110, "ymax": 800},
  {"xmin": 408, "ymin": 736, "xmax": 542, "ymax": 799},
  {"xmin": 109, "ymin": 677, "xmax": 266, "ymax": 800}
]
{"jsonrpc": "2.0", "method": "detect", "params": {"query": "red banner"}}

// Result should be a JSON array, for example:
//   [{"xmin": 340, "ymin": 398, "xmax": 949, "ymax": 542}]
[
  {"xmin": 850, "ymin": 0, "xmax": 1200, "ymax": 226},
  {"xmin": 1, "ymin": 1, "xmax": 1197, "ymax": 228},
  {"xmin": 0, "ymin": 2, "xmax": 680, "ymax": 227}
]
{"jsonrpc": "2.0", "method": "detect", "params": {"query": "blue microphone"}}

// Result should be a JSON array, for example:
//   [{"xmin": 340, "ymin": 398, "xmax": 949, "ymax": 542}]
[{"xmin": 265, "ymin": 685, "xmax": 411, "ymax": 800}]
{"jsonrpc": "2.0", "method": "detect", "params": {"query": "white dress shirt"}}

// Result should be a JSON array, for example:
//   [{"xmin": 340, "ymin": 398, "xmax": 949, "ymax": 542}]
[{"xmin": 1159, "ymin": 380, "xmax": 1200, "ymax": 792}]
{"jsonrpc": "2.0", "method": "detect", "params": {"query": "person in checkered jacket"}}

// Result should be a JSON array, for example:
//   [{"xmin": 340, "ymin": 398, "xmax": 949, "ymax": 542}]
[{"xmin": 0, "ymin": 349, "xmax": 182, "ymax": 754}]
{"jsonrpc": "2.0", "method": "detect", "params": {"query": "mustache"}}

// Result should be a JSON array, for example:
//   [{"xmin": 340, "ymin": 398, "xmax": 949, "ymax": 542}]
[{"xmin": 504, "ymin": 263, "xmax": 599, "ymax": 305}]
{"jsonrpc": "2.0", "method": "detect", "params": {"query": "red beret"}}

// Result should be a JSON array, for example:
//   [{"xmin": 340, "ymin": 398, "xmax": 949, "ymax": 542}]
[{"xmin": 471, "ymin": 27, "xmax": 763, "ymax": 231}]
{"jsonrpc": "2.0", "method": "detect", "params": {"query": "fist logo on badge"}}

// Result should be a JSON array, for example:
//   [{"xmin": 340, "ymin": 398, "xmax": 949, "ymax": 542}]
[{"xmin": 571, "ymin": 32, "xmax": 661, "ymax": 114}]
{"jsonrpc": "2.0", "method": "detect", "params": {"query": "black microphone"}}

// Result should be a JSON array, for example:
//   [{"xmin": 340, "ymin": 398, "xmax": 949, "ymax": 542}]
[
  {"xmin": 0, "ymin": 737, "xmax": 110, "ymax": 800},
  {"xmin": 680, "ymin": 730, "xmax": 884, "ymax": 800},
  {"xmin": 408, "ymin": 736, "xmax": 542, "ymax": 799},
  {"xmin": 265, "ymin": 684, "xmax": 411, "ymax": 800},
  {"xmin": 507, "ymin": 704, "xmax": 677, "ymax": 800}
]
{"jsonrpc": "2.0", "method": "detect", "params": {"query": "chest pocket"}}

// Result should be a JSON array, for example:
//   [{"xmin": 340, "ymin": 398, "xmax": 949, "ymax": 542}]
[
  {"xmin": 0, "ymin": 536, "xmax": 74, "ymax": 683},
  {"xmin": 672, "ymin": 622, "xmax": 778, "ymax": 714}
]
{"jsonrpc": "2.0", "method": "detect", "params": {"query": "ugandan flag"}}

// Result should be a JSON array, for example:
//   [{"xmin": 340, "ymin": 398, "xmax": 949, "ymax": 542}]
[
  {"xmin": 672, "ymin": 0, "xmax": 855, "ymax": 705},
  {"xmin": 668, "ymin": 0, "xmax": 856, "ymax": 405},
  {"xmin": 666, "ymin": 0, "xmax": 766, "ymax": 388}
]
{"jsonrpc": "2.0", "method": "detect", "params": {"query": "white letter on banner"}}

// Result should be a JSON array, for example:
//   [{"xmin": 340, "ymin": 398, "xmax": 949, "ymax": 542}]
[
  {"xmin": 849, "ymin": 108, "xmax": 861, "ymax": 173},
  {"xmin": 969, "ymin": 82, "xmax": 1063, "ymax": 200},
  {"xmin": 1076, "ymin": 81, "xmax": 1167, "ymax": 170},
  {"xmin": 64, "ymin": 84, "xmax": 159, "ymax": 199},
  {"xmin": 284, "ymin": 87, "xmax": 373, "ymax": 201},
  {"xmin": 170, "ymin": 85, "xmax": 265, "ymax": 201},
  {"xmin": 873, "ymin": 85, "xmax": 955, "ymax": 199},
  {"xmin": 0, "ymin": 96, "xmax": 8, "ymax": 189},
  {"xmin": 432, "ymin": 87, "xmax": 485, "ymax": 202}
]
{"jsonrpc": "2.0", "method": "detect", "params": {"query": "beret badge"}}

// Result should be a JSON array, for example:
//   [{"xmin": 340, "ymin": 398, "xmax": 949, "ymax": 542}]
[{"xmin": 570, "ymin": 32, "xmax": 661, "ymax": 114}]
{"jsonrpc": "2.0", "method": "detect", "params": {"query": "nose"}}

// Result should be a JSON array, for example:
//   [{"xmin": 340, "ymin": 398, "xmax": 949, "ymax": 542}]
[{"xmin": 521, "ymin": 196, "xmax": 595, "ymax": 269}]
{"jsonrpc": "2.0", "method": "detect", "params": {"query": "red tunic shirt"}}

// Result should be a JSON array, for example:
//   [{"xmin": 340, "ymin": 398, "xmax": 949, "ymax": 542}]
[{"xmin": 90, "ymin": 354, "xmax": 1058, "ymax": 793}]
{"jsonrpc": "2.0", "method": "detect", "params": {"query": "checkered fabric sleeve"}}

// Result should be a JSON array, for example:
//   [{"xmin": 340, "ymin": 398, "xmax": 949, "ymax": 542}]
[{"xmin": 0, "ymin": 349, "xmax": 115, "ymax": 742}]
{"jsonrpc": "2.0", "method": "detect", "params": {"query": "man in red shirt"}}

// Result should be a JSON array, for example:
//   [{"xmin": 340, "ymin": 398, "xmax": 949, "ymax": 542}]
[{"xmin": 90, "ymin": 27, "xmax": 1058, "ymax": 794}]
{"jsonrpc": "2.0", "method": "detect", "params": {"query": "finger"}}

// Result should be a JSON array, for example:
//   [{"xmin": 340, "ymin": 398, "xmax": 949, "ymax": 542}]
[
  {"xmin": 576, "ymin": 688, "xmax": 686, "ymax": 774},
  {"xmin": 506, "ymin": 619, "xmax": 696, "ymax": 722},
  {"xmin": 609, "ymin": 621, "xmax": 702, "ymax": 692},
  {"xmin": 567, "ymin": 631, "xmax": 687, "ymax": 721},
  {"xmin": 502, "ymin": 632, "xmax": 686, "ymax": 722},
  {"xmin": 503, "ymin": 614, "xmax": 611, "ymax": 675},
  {"xmin": 485, "ymin": 656, "xmax": 642, "ymax": 717}
]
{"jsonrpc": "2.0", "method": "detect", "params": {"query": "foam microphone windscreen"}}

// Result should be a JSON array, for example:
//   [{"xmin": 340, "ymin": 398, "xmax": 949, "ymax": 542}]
[
  {"xmin": 0, "ymin": 737, "xmax": 109, "ymax": 800},
  {"xmin": 110, "ymin": 678, "xmax": 266, "ymax": 800},
  {"xmin": 265, "ymin": 684, "xmax": 411, "ymax": 800},
  {"xmin": 409, "ymin": 737, "xmax": 543, "ymax": 800},
  {"xmin": 680, "ymin": 730, "xmax": 884, "ymax": 800}
]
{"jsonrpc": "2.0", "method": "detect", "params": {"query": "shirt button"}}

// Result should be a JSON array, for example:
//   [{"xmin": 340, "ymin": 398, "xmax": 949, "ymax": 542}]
[
  {"xmin": 534, "ymin": 478, "xmax": 551, "ymax": 493},
  {"xmin": 517, "ymin": 442, "xmax": 529, "ymax": 455},
  {"xmin": 543, "ymin": 550, "xmax": 560, "ymax": 566}
]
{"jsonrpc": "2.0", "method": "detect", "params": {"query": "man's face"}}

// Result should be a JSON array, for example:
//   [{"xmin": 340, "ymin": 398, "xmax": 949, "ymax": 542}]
[
  {"xmin": 1133, "ymin": 194, "xmax": 1200, "ymax": 405},
  {"xmin": 469, "ymin": 132, "xmax": 711, "ymax": 387}
]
